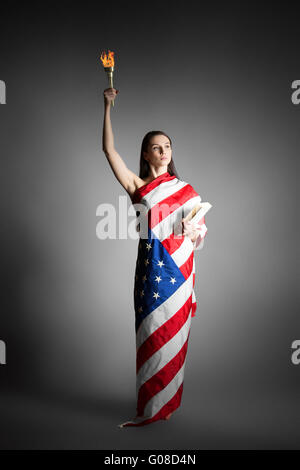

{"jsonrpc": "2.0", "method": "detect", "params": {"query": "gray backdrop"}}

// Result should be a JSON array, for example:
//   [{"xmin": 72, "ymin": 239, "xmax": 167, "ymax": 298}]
[{"xmin": 0, "ymin": 1, "xmax": 299, "ymax": 449}]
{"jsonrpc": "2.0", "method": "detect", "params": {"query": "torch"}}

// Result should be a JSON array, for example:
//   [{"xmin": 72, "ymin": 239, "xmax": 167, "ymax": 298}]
[{"xmin": 100, "ymin": 49, "xmax": 115, "ymax": 107}]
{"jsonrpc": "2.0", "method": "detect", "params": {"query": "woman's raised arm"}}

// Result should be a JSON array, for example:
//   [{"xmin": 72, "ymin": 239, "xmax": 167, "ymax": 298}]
[{"xmin": 102, "ymin": 87, "xmax": 139, "ymax": 197}]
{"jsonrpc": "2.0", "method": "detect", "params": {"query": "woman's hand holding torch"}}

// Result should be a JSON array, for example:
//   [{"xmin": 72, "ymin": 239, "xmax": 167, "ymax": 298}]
[{"xmin": 103, "ymin": 87, "xmax": 119, "ymax": 108}]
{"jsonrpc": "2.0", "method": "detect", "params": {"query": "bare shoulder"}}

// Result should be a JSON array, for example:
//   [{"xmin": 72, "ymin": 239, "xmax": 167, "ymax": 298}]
[
  {"xmin": 126, "ymin": 170, "xmax": 149, "ymax": 199},
  {"xmin": 103, "ymin": 147, "xmax": 149, "ymax": 200}
]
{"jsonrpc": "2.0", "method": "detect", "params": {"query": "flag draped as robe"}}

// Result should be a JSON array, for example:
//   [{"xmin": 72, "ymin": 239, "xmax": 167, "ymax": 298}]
[{"xmin": 118, "ymin": 171, "xmax": 208, "ymax": 427}]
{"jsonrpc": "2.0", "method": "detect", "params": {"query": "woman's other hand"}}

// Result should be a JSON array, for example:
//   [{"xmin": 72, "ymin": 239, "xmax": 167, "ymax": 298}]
[{"xmin": 182, "ymin": 218, "xmax": 202, "ymax": 243}]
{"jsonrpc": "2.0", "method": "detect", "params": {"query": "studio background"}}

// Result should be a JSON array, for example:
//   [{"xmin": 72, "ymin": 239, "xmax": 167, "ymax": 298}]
[{"xmin": 0, "ymin": 1, "xmax": 299, "ymax": 449}]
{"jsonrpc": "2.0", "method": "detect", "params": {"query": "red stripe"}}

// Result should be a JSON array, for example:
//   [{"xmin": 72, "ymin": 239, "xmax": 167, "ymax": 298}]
[
  {"xmin": 137, "ymin": 330, "xmax": 190, "ymax": 416},
  {"xmin": 131, "ymin": 172, "xmax": 176, "ymax": 204},
  {"xmin": 136, "ymin": 295, "xmax": 192, "ymax": 373},
  {"xmin": 179, "ymin": 250, "xmax": 194, "ymax": 279},
  {"xmin": 191, "ymin": 301, "xmax": 197, "ymax": 317},
  {"xmin": 121, "ymin": 382, "xmax": 184, "ymax": 427},
  {"xmin": 149, "ymin": 184, "xmax": 198, "ymax": 229},
  {"xmin": 161, "ymin": 231, "xmax": 185, "ymax": 255}
]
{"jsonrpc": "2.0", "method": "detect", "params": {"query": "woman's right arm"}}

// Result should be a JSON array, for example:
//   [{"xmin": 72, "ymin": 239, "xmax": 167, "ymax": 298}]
[{"xmin": 102, "ymin": 88, "xmax": 139, "ymax": 197}]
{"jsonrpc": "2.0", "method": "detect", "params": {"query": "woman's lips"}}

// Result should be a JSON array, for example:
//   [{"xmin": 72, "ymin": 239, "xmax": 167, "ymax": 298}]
[{"xmin": 161, "ymin": 157, "xmax": 168, "ymax": 160}]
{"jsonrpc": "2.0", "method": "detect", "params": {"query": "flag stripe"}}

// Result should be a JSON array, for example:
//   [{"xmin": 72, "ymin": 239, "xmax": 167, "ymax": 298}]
[
  {"xmin": 119, "ymin": 383, "xmax": 184, "ymax": 428},
  {"xmin": 136, "ymin": 300, "xmax": 192, "ymax": 388},
  {"xmin": 148, "ymin": 185, "xmax": 198, "ymax": 229},
  {"xmin": 137, "ymin": 329, "xmax": 190, "ymax": 415},
  {"xmin": 141, "ymin": 357, "xmax": 188, "ymax": 420},
  {"xmin": 121, "ymin": 358, "xmax": 187, "ymax": 427},
  {"xmin": 136, "ymin": 294, "xmax": 192, "ymax": 372}
]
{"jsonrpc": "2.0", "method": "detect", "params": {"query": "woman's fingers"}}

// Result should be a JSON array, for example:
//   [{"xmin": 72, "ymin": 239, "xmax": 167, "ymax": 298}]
[
  {"xmin": 183, "ymin": 221, "xmax": 202, "ymax": 240},
  {"xmin": 181, "ymin": 219, "xmax": 204, "ymax": 241},
  {"xmin": 104, "ymin": 87, "xmax": 119, "ymax": 95},
  {"xmin": 103, "ymin": 88, "xmax": 119, "ymax": 103}
]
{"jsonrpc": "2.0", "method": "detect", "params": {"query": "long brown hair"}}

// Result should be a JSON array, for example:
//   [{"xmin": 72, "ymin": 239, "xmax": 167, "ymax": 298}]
[{"xmin": 138, "ymin": 131, "xmax": 180, "ymax": 180}]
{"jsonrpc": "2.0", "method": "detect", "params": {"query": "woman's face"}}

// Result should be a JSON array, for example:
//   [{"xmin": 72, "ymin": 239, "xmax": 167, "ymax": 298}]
[{"xmin": 143, "ymin": 135, "xmax": 172, "ymax": 169}]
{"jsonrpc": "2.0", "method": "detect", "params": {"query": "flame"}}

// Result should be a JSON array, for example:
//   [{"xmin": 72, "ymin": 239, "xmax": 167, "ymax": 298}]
[{"xmin": 100, "ymin": 50, "xmax": 115, "ymax": 67}]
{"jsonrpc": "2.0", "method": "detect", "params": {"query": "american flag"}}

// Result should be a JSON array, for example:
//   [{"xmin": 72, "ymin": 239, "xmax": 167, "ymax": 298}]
[{"xmin": 118, "ymin": 171, "xmax": 208, "ymax": 427}]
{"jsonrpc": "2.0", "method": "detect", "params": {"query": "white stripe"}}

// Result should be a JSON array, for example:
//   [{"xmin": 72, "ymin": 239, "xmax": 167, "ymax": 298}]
[
  {"xmin": 143, "ymin": 354, "xmax": 188, "ymax": 418},
  {"xmin": 136, "ymin": 271, "xmax": 194, "ymax": 350},
  {"xmin": 136, "ymin": 307, "xmax": 191, "ymax": 392},
  {"xmin": 141, "ymin": 178, "xmax": 187, "ymax": 211},
  {"xmin": 171, "ymin": 235, "xmax": 194, "ymax": 266},
  {"xmin": 151, "ymin": 195, "xmax": 201, "ymax": 241},
  {"xmin": 119, "ymin": 354, "xmax": 188, "ymax": 426}
]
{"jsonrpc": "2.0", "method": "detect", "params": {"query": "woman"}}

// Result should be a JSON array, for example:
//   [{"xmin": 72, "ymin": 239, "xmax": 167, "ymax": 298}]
[{"xmin": 102, "ymin": 87, "xmax": 208, "ymax": 427}]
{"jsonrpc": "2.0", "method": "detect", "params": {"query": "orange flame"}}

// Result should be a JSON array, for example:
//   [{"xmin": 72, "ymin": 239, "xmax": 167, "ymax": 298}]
[{"xmin": 100, "ymin": 50, "xmax": 115, "ymax": 67}]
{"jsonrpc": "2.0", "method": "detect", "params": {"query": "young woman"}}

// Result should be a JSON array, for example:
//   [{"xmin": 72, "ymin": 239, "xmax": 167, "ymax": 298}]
[{"xmin": 102, "ymin": 87, "xmax": 208, "ymax": 427}]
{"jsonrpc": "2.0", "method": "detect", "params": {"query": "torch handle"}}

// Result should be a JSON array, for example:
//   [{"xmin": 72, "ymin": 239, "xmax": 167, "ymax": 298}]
[{"xmin": 109, "ymin": 76, "xmax": 114, "ymax": 107}]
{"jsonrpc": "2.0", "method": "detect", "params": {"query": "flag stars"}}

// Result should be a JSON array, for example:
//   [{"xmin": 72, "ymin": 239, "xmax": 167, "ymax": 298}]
[
  {"xmin": 155, "ymin": 275, "xmax": 162, "ymax": 283},
  {"xmin": 157, "ymin": 260, "xmax": 165, "ymax": 268},
  {"xmin": 153, "ymin": 292, "xmax": 160, "ymax": 300},
  {"xmin": 142, "ymin": 275, "xmax": 147, "ymax": 283},
  {"xmin": 138, "ymin": 306, "xmax": 143, "ymax": 313},
  {"xmin": 170, "ymin": 277, "xmax": 177, "ymax": 284},
  {"xmin": 140, "ymin": 290, "xmax": 145, "ymax": 298},
  {"xmin": 145, "ymin": 242, "xmax": 152, "ymax": 251},
  {"xmin": 144, "ymin": 258, "xmax": 150, "ymax": 266}
]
